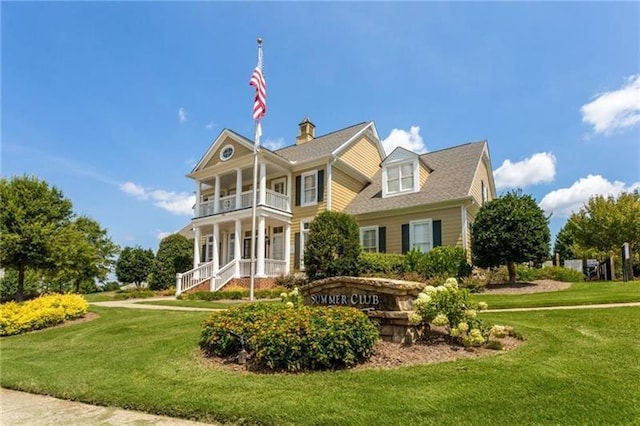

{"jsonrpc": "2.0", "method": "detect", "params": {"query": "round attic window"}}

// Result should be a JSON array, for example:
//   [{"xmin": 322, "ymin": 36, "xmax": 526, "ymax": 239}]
[{"xmin": 220, "ymin": 144, "xmax": 235, "ymax": 161}]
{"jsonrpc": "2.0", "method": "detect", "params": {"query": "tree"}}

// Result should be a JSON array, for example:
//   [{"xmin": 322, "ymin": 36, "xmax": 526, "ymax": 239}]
[
  {"xmin": 149, "ymin": 234, "xmax": 193, "ymax": 290},
  {"xmin": 47, "ymin": 216, "xmax": 119, "ymax": 293},
  {"xmin": 0, "ymin": 176, "xmax": 73, "ymax": 301},
  {"xmin": 471, "ymin": 190, "xmax": 550, "ymax": 284},
  {"xmin": 304, "ymin": 211, "xmax": 361, "ymax": 281},
  {"xmin": 553, "ymin": 224, "xmax": 576, "ymax": 265},
  {"xmin": 115, "ymin": 246, "xmax": 155, "ymax": 287},
  {"xmin": 566, "ymin": 190, "xmax": 640, "ymax": 258}
]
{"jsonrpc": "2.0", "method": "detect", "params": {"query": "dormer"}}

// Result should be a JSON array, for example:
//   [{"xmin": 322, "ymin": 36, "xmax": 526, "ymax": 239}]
[
  {"xmin": 381, "ymin": 147, "xmax": 421, "ymax": 198},
  {"xmin": 296, "ymin": 117, "xmax": 315, "ymax": 145}
]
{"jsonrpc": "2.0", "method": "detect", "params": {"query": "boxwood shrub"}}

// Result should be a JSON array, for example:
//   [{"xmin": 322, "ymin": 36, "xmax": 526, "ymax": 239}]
[
  {"xmin": 200, "ymin": 304, "xmax": 379, "ymax": 372},
  {"xmin": 359, "ymin": 252, "xmax": 406, "ymax": 277}
]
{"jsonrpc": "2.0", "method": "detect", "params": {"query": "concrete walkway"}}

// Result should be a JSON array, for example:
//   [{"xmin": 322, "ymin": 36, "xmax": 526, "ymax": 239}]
[
  {"xmin": 487, "ymin": 301, "xmax": 640, "ymax": 312},
  {"xmin": 0, "ymin": 388, "xmax": 216, "ymax": 425},
  {"xmin": 90, "ymin": 297, "xmax": 219, "ymax": 312}
]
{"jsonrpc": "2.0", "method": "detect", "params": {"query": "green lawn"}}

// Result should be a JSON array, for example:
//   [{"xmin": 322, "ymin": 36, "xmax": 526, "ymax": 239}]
[
  {"xmin": 474, "ymin": 281, "xmax": 640, "ymax": 309},
  {"xmin": 83, "ymin": 292, "xmax": 119, "ymax": 302},
  {"xmin": 135, "ymin": 299, "xmax": 279, "ymax": 309},
  {"xmin": 2, "ymin": 305, "xmax": 639, "ymax": 425}
]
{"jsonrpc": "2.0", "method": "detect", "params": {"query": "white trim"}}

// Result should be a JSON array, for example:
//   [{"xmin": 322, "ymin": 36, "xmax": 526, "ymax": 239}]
[
  {"xmin": 301, "ymin": 170, "xmax": 318, "ymax": 206},
  {"xmin": 332, "ymin": 121, "xmax": 386, "ymax": 162},
  {"xmin": 461, "ymin": 206, "xmax": 468, "ymax": 251},
  {"xmin": 383, "ymin": 159, "xmax": 418, "ymax": 198},
  {"xmin": 409, "ymin": 218, "xmax": 433, "ymax": 253},
  {"xmin": 299, "ymin": 217, "xmax": 313, "ymax": 270},
  {"xmin": 360, "ymin": 226, "xmax": 379, "ymax": 253},
  {"xmin": 271, "ymin": 177, "xmax": 286, "ymax": 194},
  {"xmin": 219, "ymin": 144, "xmax": 235, "ymax": 161},
  {"xmin": 326, "ymin": 161, "xmax": 333, "ymax": 211}
]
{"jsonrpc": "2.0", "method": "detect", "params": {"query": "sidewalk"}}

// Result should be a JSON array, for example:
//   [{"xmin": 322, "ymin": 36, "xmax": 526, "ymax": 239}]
[
  {"xmin": 0, "ymin": 388, "xmax": 216, "ymax": 426},
  {"xmin": 487, "ymin": 301, "xmax": 640, "ymax": 312},
  {"xmin": 90, "ymin": 297, "xmax": 218, "ymax": 312}
]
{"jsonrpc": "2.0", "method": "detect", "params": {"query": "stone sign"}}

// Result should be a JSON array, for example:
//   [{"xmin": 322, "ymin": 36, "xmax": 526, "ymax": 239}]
[{"xmin": 301, "ymin": 276, "xmax": 425, "ymax": 344}]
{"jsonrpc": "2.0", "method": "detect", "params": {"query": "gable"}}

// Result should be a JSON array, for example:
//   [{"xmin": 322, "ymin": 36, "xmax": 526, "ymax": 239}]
[
  {"xmin": 383, "ymin": 146, "xmax": 418, "ymax": 165},
  {"xmin": 202, "ymin": 137, "xmax": 253, "ymax": 170},
  {"xmin": 338, "ymin": 135, "xmax": 383, "ymax": 179},
  {"xmin": 190, "ymin": 129, "xmax": 255, "ymax": 175}
]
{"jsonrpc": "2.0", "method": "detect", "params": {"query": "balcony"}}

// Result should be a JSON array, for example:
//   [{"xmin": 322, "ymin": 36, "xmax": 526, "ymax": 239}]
[{"xmin": 196, "ymin": 188, "xmax": 290, "ymax": 218}]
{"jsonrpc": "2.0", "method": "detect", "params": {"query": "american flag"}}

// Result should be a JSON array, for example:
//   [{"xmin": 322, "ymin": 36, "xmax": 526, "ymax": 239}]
[{"xmin": 249, "ymin": 45, "xmax": 266, "ymax": 121}]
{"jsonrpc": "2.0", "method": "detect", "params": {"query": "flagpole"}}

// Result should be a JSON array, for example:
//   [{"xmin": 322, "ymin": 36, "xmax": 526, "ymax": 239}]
[{"xmin": 249, "ymin": 37, "xmax": 263, "ymax": 302}]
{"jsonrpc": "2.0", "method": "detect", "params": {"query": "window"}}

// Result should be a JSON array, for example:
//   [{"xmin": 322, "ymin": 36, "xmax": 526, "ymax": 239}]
[
  {"xmin": 385, "ymin": 161, "xmax": 415, "ymax": 196},
  {"xmin": 301, "ymin": 171, "xmax": 317, "ymax": 205},
  {"xmin": 272, "ymin": 178, "xmax": 286, "ymax": 194},
  {"xmin": 219, "ymin": 144, "xmax": 235, "ymax": 161},
  {"xmin": 272, "ymin": 226, "xmax": 284, "ymax": 260},
  {"xmin": 300, "ymin": 220, "xmax": 312, "ymax": 269},
  {"xmin": 410, "ymin": 219, "xmax": 433, "ymax": 253},
  {"xmin": 360, "ymin": 226, "xmax": 379, "ymax": 253},
  {"xmin": 481, "ymin": 181, "xmax": 489, "ymax": 204}
]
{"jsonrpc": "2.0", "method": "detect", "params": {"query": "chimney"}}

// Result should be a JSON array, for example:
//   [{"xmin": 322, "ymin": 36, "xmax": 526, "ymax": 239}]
[{"xmin": 296, "ymin": 117, "xmax": 315, "ymax": 145}]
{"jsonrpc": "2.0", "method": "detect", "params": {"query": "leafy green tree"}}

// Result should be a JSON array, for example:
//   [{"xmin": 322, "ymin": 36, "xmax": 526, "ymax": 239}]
[
  {"xmin": 553, "ymin": 224, "xmax": 576, "ymax": 265},
  {"xmin": 46, "ymin": 216, "xmax": 119, "ymax": 293},
  {"xmin": 566, "ymin": 190, "xmax": 640, "ymax": 258},
  {"xmin": 0, "ymin": 176, "xmax": 73, "ymax": 301},
  {"xmin": 304, "ymin": 211, "xmax": 361, "ymax": 281},
  {"xmin": 471, "ymin": 190, "xmax": 550, "ymax": 284},
  {"xmin": 115, "ymin": 246, "xmax": 155, "ymax": 287},
  {"xmin": 149, "ymin": 234, "xmax": 193, "ymax": 290},
  {"xmin": 0, "ymin": 268, "xmax": 43, "ymax": 302}
]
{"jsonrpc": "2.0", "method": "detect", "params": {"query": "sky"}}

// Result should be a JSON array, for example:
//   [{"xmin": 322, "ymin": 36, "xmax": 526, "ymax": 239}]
[{"xmin": 2, "ymin": 2, "xmax": 639, "ymax": 253}]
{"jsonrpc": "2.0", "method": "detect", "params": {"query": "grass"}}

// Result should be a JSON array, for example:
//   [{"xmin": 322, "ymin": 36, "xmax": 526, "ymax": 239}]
[
  {"xmin": 135, "ymin": 299, "xmax": 279, "ymax": 309},
  {"xmin": 2, "ymin": 305, "xmax": 639, "ymax": 425},
  {"xmin": 83, "ymin": 292, "xmax": 119, "ymax": 302},
  {"xmin": 473, "ymin": 281, "xmax": 640, "ymax": 309}
]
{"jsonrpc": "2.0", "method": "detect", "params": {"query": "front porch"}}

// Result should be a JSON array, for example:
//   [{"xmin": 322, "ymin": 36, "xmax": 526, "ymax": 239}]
[{"xmin": 176, "ymin": 213, "xmax": 291, "ymax": 295}]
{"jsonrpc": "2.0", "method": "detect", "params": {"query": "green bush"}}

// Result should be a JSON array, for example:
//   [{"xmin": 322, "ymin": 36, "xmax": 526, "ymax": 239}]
[
  {"xmin": 359, "ymin": 252, "xmax": 406, "ymax": 277},
  {"xmin": 420, "ymin": 246, "xmax": 472, "ymax": 279},
  {"xmin": 536, "ymin": 266, "xmax": 584, "ymax": 282},
  {"xmin": 304, "ymin": 211, "xmax": 361, "ymax": 280},
  {"xmin": 181, "ymin": 288, "xmax": 286, "ymax": 301},
  {"xmin": 200, "ymin": 304, "xmax": 379, "ymax": 372},
  {"xmin": 274, "ymin": 274, "xmax": 308, "ymax": 290}
]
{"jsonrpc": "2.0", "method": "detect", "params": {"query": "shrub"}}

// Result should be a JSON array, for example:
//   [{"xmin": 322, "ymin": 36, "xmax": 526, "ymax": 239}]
[
  {"xmin": 359, "ymin": 252, "xmax": 406, "ymax": 277},
  {"xmin": 181, "ymin": 288, "xmax": 286, "ymax": 301},
  {"xmin": 410, "ymin": 277, "xmax": 489, "ymax": 347},
  {"xmin": 0, "ymin": 293, "xmax": 89, "ymax": 336},
  {"xmin": 200, "ymin": 304, "xmax": 379, "ymax": 372},
  {"xmin": 419, "ymin": 246, "xmax": 472, "ymax": 279},
  {"xmin": 274, "ymin": 274, "xmax": 308, "ymax": 290},
  {"xmin": 459, "ymin": 276, "xmax": 487, "ymax": 293},
  {"xmin": 304, "ymin": 211, "xmax": 361, "ymax": 280},
  {"xmin": 536, "ymin": 266, "xmax": 584, "ymax": 282}
]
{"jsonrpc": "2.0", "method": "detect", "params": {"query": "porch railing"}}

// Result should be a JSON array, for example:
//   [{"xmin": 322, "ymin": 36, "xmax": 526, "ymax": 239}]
[
  {"xmin": 265, "ymin": 259, "xmax": 287, "ymax": 276},
  {"xmin": 265, "ymin": 189, "xmax": 290, "ymax": 211},
  {"xmin": 214, "ymin": 260, "xmax": 236, "ymax": 291},
  {"xmin": 176, "ymin": 260, "xmax": 216, "ymax": 295},
  {"xmin": 195, "ymin": 189, "xmax": 290, "ymax": 218}
]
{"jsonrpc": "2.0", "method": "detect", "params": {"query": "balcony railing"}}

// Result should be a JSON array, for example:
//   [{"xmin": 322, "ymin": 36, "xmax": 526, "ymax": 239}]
[{"xmin": 196, "ymin": 189, "xmax": 290, "ymax": 218}]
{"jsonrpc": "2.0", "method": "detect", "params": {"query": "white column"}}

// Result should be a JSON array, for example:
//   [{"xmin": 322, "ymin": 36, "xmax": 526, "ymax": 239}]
[
  {"xmin": 326, "ymin": 161, "xmax": 333, "ymax": 211},
  {"xmin": 235, "ymin": 168, "xmax": 242, "ymax": 209},
  {"xmin": 259, "ymin": 162, "xmax": 267, "ymax": 206},
  {"xmin": 212, "ymin": 223, "xmax": 220, "ymax": 273},
  {"xmin": 214, "ymin": 175, "xmax": 220, "ymax": 214},
  {"xmin": 286, "ymin": 173, "xmax": 293, "ymax": 211},
  {"xmin": 256, "ymin": 216, "xmax": 266, "ymax": 276},
  {"xmin": 234, "ymin": 219, "xmax": 241, "ymax": 276},
  {"xmin": 195, "ymin": 182, "xmax": 201, "ymax": 217},
  {"xmin": 284, "ymin": 222, "xmax": 291, "ymax": 274},
  {"xmin": 193, "ymin": 226, "xmax": 201, "ymax": 269}
]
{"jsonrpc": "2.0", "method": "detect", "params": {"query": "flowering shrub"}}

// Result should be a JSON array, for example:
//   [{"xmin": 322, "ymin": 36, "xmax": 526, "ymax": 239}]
[
  {"xmin": 280, "ymin": 287, "xmax": 302, "ymax": 308},
  {"xmin": 0, "ymin": 294, "xmax": 89, "ymax": 336},
  {"xmin": 200, "ymin": 303, "xmax": 379, "ymax": 372},
  {"xmin": 410, "ymin": 277, "xmax": 489, "ymax": 347}
]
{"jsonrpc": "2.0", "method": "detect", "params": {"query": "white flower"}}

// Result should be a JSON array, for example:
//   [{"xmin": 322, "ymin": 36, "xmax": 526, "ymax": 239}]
[
  {"xmin": 458, "ymin": 322, "xmax": 469, "ymax": 333},
  {"xmin": 444, "ymin": 278, "xmax": 459, "ymax": 290},
  {"xmin": 290, "ymin": 287, "xmax": 299, "ymax": 296},
  {"xmin": 409, "ymin": 312, "xmax": 423, "ymax": 325},
  {"xmin": 423, "ymin": 285, "xmax": 437, "ymax": 295},
  {"xmin": 280, "ymin": 292, "xmax": 288, "ymax": 299},
  {"xmin": 464, "ymin": 309, "xmax": 477, "ymax": 318},
  {"xmin": 286, "ymin": 301, "xmax": 294, "ymax": 308},
  {"xmin": 432, "ymin": 313, "xmax": 449, "ymax": 327},
  {"xmin": 477, "ymin": 301, "xmax": 488, "ymax": 311}
]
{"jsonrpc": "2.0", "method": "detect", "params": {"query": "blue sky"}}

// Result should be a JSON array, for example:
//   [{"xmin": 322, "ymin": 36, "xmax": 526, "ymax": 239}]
[{"xmin": 2, "ymin": 2, "xmax": 639, "ymax": 252}]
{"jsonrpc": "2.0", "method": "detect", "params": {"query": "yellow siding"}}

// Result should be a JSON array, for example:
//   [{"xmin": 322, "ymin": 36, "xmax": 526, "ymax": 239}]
[
  {"xmin": 203, "ymin": 137, "xmax": 253, "ymax": 170},
  {"xmin": 331, "ymin": 167, "xmax": 364, "ymax": 212},
  {"xmin": 418, "ymin": 163, "xmax": 429, "ymax": 188},
  {"xmin": 356, "ymin": 207, "xmax": 462, "ymax": 254},
  {"xmin": 470, "ymin": 156, "xmax": 494, "ymax": 206},
  {"xmin": 339, "ymin": 136, "xmax": 382, "ymax": 179}
]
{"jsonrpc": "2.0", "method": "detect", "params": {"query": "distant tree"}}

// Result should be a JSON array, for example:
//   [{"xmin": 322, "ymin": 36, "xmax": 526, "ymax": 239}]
[
  {"xmin": 566, "ymin": 190, "xmax": 640, "ymax": 258},
  {"xmin": 47, "ymin": 216, "xmax": 119, "ymax": 293},
  {"xmin": 304, "ymin": 211, "xmax": 361, "ymax": 281},
  {"xmin": 471, "ymin": 190, "xmax": 550, "ymax": 284},
  {"xmin": 0, "ymin": 268, "xmax": 43, "ymax": 303},
  {"xmin": 149, "ymin": 234, "xmax": 193, "ymax": 290},
  {"xmin": 553, "ymin": 224, "xmax": 576, "ymax": 265},
  {"xmin": 0, "ymin": 176, "xmax": 73, "ymax": 301},
  {"xmin": 115, "ymin": 246, "xmax": 155, "ymax": 287}
]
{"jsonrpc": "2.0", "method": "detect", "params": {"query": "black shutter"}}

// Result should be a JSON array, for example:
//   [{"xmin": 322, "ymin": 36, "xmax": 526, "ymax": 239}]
[
  {"xmin": 317, "ymin": 169, "xmax": 324, "ymax": 203},
  {"xmin": 378, "ymin": 226, "xmax": 386, "ymax": 253},
  {"xmin": 294, "ymin": 232, "xmax": 301, "ymax": 270},
  {"xmin": 295, "ymin": 175, "xmax": 301, "ymax": 206},
  {"xmin": 401, "ymin": 224, "xmax": 410, "ymax": 254},
  {"xmin": 433, "ymin": 220, "xmax": 442, "ymax": 247}
]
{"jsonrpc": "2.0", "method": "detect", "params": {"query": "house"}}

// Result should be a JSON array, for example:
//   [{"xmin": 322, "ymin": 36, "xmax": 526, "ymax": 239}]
[{"xmin": 176, "ymin": 119, "xmax": 496, "ymax": 295}]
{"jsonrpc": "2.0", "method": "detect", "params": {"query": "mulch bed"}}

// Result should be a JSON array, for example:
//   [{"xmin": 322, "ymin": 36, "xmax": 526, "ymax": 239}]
[{"xmin": 482, "ymin": 279, "xmax": 570, "ymax": 294}]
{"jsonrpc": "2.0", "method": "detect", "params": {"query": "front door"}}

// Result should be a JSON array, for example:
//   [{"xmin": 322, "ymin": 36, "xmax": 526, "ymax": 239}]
[{"xmin": 271, "ymin": 226, "xmax": 284, "ymax": 260}]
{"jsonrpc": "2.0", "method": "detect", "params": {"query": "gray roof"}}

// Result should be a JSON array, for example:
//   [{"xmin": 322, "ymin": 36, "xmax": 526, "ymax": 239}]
[
  {"xmin": 345, "ymin": 141, "xmax": 487, "ymax": 215},
  {"xmin": 273, "ymin": 122, "xmax": 370, "ymax": 163}
]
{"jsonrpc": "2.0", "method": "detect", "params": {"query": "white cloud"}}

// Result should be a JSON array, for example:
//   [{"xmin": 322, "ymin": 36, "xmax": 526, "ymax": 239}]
[
  {"xmin": 178, "ymin": 107, "xmax": 188, "ymax": 123},
  {"xmin": 156, "ymin": 231, "xmax": 174, "ymax": 241},
  {"xmin": 382, "ymin": 126, "xmax": 426, "ymax": 155},
  {"xmin": 119, "ymin": 181, "xmax": 195, "ymax": 216},
  {"xmin": 494, "ymin": 152, "xmax": 556, "ymax": 190},
  {"xmin": 539, "ymin": 174, "xmax": 640, "ymax": 217},
  {"xmin": 263, "ymin": 137, "xmax": 287, "ymax": 150},
  {"xmin": 205, "ymin": 121, "xmax": 215, "ymax": 129},
  {"xmin": 581, "ymin": 75, "xmax": 640, "ymax": 134}
]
